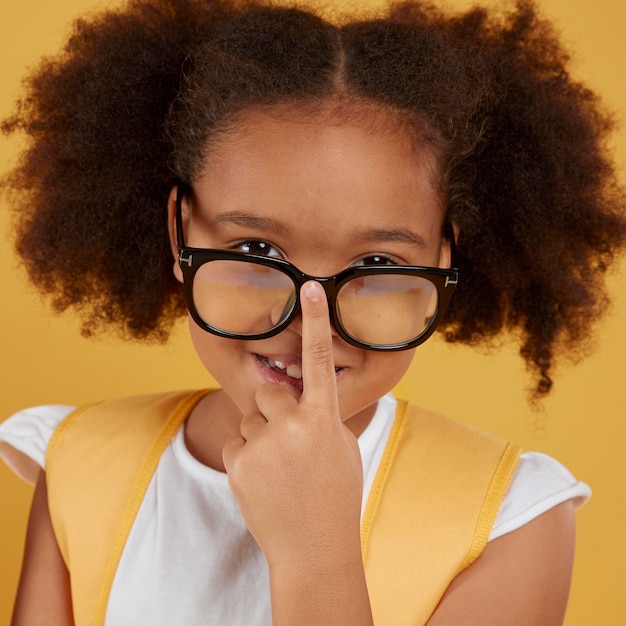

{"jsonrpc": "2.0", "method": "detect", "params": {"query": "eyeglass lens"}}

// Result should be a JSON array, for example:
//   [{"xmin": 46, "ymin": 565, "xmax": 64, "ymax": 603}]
[{"xmin": 192, "ymin": 260, "xmax": 439, "ymax": 345}]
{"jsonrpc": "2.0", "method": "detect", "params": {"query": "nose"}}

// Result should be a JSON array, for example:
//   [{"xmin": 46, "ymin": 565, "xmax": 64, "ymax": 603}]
[{"xmin": 286, "ymin": 312, "xmax": 340, "ymax": 339}]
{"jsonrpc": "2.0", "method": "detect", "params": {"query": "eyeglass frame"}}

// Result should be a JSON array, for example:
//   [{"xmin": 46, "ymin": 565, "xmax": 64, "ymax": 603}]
[{"xmin": 175, "ymin": 184, "xmax": 459, "ymax": 351}]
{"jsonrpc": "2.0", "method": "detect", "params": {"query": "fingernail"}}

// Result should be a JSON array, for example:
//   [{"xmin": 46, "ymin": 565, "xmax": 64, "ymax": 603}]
[{"xmin": 302, "ymin": 281, "xmax": 324, "ymax": 301}]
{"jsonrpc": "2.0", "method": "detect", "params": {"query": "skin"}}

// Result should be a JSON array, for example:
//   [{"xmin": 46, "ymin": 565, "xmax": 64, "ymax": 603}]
[
  {"xmin": 176, "ymin": 109, "xmax": 444, "ymax": 470},
  {"xmin": 12, "ymin": 108, "xmax": 576, "ymax": 625}
]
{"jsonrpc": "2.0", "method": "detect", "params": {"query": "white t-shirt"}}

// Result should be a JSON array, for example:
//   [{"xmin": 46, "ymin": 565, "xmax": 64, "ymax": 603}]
[{"xmin": 0, "ymin": 394, "xmax": 590, "ymax": 625}]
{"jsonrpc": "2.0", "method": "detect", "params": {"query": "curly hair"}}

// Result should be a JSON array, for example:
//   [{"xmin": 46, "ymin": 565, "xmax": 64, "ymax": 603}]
[{"xmin": 2, "ymin": 0, "xmax": 625, "ymax": 398}]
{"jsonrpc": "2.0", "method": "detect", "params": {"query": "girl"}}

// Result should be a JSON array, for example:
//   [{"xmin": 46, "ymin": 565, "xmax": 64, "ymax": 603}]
[{"xmin": 1, "ymin": 0, "xmax": 625, "ymax": 624}]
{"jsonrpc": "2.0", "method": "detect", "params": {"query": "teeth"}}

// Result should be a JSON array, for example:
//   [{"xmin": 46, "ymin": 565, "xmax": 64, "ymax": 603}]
[
  {"xmin": 262, "ymin": 357, "xmax": 341, "ymax": 379},
  {"xmin": 266, "ymin": 358, "xmax": 303, "ymax": 380},
  {"xmin": 285, "ymin": 364, "xmax": 303, "ymax": 379}
]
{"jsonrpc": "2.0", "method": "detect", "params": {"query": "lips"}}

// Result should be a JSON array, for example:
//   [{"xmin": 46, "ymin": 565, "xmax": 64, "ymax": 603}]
[
  {"xmin": 255, "ymin": 354, "xmax": 343, "ymax": 384},
  {"xmin": 262, "ymin": 356, "xmax": 303, "ymax": 380}
]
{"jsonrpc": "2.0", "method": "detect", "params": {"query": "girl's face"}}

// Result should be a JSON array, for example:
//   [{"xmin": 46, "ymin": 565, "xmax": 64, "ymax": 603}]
[{"xmin": 169, "ymin": 107, "xmax": 451, "ymax": 434}]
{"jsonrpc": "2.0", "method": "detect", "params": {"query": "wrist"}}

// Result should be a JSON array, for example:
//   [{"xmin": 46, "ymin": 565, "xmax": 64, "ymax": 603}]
[{"xmin": 268, "ymin": 542, "xmax": 373, "ymax": 626}]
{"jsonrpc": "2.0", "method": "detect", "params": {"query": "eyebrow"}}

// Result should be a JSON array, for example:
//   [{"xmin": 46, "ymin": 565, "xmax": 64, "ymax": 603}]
[
  {"xmin": 214, "ymin": 211, "xmax": 288, "ymax": 234},
  {"xmin": 213, "ymin": 211, "xmax": 427, "ymax": 248},
  {"xmin": 355, "ymin": 227, "xmax": 427, "ymax": 248}
]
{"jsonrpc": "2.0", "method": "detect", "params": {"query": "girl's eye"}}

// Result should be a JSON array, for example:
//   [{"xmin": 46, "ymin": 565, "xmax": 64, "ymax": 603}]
[
  {"xmin": 353, "ymin": 255, "xmax": 398, "ymax": 267},
  {"xmin": 235, "ymin": 241, "xmax": 281, "ymax": 258}
]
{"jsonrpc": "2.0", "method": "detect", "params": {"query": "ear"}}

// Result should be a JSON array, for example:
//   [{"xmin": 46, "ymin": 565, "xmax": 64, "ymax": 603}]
[
  {"xmin": 438, "ymin": 221, "xmax": 459, "ymax": 270},
  {"xmin": 167, "ymin": 186, "xmax": 184, "ymax": 284}
]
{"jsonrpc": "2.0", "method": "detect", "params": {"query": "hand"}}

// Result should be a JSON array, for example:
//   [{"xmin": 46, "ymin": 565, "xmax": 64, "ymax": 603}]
[{"xmin": 222, "ymin": 280, "xmax": 364, "ymax": 567}]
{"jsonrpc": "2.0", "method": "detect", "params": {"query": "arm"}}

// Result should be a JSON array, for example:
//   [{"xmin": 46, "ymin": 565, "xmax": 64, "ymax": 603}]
[
  {"xmin": 12, "ymin": 471, "xmax": 74, "ymax": 626},
  {"xmin": 427, "ymin": 500, "xmax": 576, "ymax": 625},
  {"xmin": 223, "ymin": 281, "xmax": 373, "ymax": 625},
  {"xmin": 222, "ymin": 279, "xmax": 576, "ymax": 625}
]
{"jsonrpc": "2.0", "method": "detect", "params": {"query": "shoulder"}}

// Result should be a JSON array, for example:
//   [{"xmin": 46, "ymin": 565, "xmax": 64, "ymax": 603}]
[
  {"xmin": 428, "ymin": 500, "xmax": 576, "ymax": 625},
  {"xmin": 491, "ymin": 450, "xmax": 591, "ymax": 541},
  {"xmin": 0, "ymin": 404, "xmax": 74, "ymax": 484},
  {"xmin": 46, "ymin": 389, "xmax": 209, "ymax": 456},
  {"xmin": 0, "ymin": 389, "xmax": 211, "ymax": 485},
  {"xmin": 389, "ymin": 399, "xmax": 590, "ymax": 540}
]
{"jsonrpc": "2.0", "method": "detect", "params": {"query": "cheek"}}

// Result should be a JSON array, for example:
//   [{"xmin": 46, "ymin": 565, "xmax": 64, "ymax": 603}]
[
  {"xmin": 343, "ymin": 348, "xmax": 416, "ymax": 411},
  {"xmin": 370, "ymin": 349, "xmax": 416, "ymax": 379},
  {"xmin": 187, "ymin": 316, "xmax": 232, "ymax": 376},
  {"xmin": 188, "ymin": 316, "xmax": 210, "ymax": 360}
]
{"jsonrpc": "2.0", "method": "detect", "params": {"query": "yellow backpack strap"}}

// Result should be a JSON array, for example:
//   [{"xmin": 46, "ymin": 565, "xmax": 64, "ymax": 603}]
[
  {"xmin": 361, "ymin": 400, "xmax": 522, "ymax": 625},
  {"xmin": 46, "ymin": 389, "xmax": 209, "ymax": 626},
  {"xmin": 47, "ymin": 392, "xmax": 519, "ymax": 626}
]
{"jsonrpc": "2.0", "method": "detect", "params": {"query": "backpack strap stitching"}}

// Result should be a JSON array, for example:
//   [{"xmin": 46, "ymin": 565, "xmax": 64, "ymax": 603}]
[
  {"xmin": 92, "ymin": 389, "xmax": 208, "ymax": 624},
  {"xmin": 360, "ymin": 398, "xmax": 408, "ymax": 558},
  {"xmin": 459, "ymin": 441, "xmax": 522, "ymax": 572}
]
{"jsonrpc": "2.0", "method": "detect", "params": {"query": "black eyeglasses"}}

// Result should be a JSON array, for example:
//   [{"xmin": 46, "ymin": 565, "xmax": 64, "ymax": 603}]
[{"xmin": 176, "ymin": 185, "xmax": 458, "ymax": 351}]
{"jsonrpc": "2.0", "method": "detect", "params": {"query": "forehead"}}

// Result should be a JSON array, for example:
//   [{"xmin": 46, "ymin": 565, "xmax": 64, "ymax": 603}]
[
  {"xmin": 203, "ymin": 102, "xmax": 440, "ymax": 180},
  {"xmin": 194, "ymin": 105, "xmax": 444, "ymax": 247}
]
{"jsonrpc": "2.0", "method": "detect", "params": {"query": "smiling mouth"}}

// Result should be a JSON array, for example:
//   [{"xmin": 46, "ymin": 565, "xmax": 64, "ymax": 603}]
[
  {"xmin": 259, "ymin": 356, "xmax": 303, "ymax": 379},
  {"xmin": 256, "ymin": 355, "xmax": 343, "ymax": 381}
]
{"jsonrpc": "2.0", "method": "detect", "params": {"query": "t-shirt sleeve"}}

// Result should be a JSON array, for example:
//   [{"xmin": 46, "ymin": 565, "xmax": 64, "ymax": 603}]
[
  {"xmin": 0, "ymin": 405, "xmax": 75, "ymax": 485},
  {"xmin": 489, "ymin": 451, "xmax": 591, "ymax": 542}
]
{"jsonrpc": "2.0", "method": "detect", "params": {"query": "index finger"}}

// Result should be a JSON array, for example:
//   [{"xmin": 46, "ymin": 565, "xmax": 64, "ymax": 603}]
[{"xmin": 299, "ymin": 280, "xmax": 339, "ymax": 409}]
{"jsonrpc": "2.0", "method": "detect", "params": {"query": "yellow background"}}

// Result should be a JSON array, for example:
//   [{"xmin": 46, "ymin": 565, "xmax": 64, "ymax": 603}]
[{"xmin": 1, "ymin": 0, "xmax": 624, "ymax": 623}]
